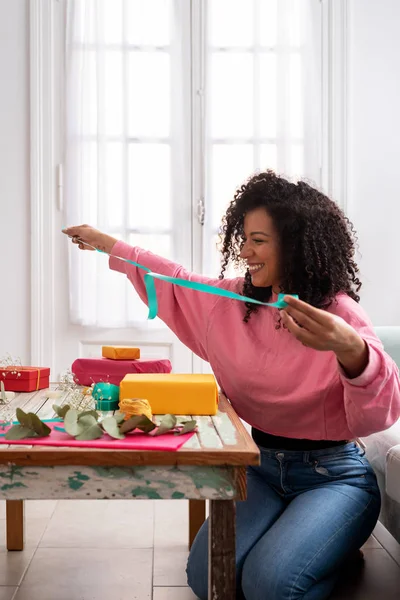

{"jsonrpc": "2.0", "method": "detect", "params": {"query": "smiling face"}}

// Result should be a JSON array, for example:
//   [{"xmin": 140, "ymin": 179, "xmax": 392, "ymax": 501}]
[{"xmin": 239, "ymin": 207, "xmax": 281, "ymax": 289}]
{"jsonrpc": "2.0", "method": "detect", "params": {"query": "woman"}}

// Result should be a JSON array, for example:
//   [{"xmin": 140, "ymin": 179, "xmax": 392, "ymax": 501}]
[{"xmin": 64, "ymin": 171, "xmax": 400, "ymax": 600}]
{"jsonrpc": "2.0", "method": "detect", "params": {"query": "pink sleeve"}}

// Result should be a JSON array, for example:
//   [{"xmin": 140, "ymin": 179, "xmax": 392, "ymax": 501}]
[
  {"xmin": 332, "ymin": 296, "xmax": 400, "ymax": 436},
  {"xmin": 109, "ymin": 241, "xmax": 240, "ymax": 361}
]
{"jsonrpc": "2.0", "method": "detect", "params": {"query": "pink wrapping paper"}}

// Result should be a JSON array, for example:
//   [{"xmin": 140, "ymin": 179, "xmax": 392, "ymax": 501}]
[
  {"xmin": 0, "ymin": 421, "xmax": 194, "ymax": 451},
  {"xmin": 71, "ymin": 357, "xmax": 172, "ymax": 386}
]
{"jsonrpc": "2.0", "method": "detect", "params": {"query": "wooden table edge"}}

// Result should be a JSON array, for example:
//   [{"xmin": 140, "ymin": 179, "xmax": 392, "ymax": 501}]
[{"xmin": 0, "ymin": 448, "xmax": 260, "ymax": 467}]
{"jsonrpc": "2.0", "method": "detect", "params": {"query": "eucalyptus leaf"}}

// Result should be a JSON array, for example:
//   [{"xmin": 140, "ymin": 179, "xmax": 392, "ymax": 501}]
[
  {"xmin": 78, "ymin": 414, "xmax": 98, "ymax": 429},
  {"xmin": 15, "ymin": 409, "xmax": 51, "ymax": 437},
  {"xmin": 16, "ymin": 408, "xmax": 34, "ymax": 430},
  {"xmin": 5, "ymin": 425, "xmax": 38, "ymax": 440},
  {"xmin": 113, "ymin": 412, "xmax": 125, "ymax": 425},
  {"xmin": 153, "ymin": 414, "xmax": 177, "ymax": 436},
  {"xmin": 101, "ymin": 417, "xmax": 125, "ymax": 440},
  {"xmin": 53, "ymin": 404, "xmax": 71, "ymax": 419},
  {"xmin": 78, "ymin": 410, "xmax": 99, "ymax": 421},
  {"xmin": 75, "ymin": 424, "xmax": 103, "ymax": 441},
  {"xmin": 64, "ymin": 409, "xmax": 84, "ymax": 437},
  {"xmin": 136, "ymin": 414, "xmax": 157, "ymax": 434},
  {"xmin": 28, "ymin": 413, "xmax": 51, "ymax": 437},
  {"xmin": 176, "ymin": 420, "xmax": 197, "ymax": 436},
  {"xmin": 119, "ymin": 415, "xmax": 146, "ymax": 434}
]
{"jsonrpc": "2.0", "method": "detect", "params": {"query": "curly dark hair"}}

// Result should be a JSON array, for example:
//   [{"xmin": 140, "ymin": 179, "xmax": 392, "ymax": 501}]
[{"xmin": 219, "ymin": 170, "xmax": 361, "ymax": 323}]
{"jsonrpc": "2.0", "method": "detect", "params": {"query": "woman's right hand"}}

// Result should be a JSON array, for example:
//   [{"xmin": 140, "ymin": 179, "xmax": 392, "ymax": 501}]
[{"xmin": 62, "ymin": 225, "xmax": 118, "ymax": 254}]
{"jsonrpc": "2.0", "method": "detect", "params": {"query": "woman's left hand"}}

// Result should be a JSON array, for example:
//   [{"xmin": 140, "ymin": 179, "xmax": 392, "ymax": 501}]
[
  {"xmin": 281, "ymin": 296, "xmax": 357, "ymax": 352},
  {"xmin": 281, "ymin": 296, "xmax": 369, "ymax": 377}
]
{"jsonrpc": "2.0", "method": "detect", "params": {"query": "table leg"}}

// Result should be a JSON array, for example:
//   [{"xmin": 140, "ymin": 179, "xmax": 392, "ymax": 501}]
[
  {"xmin": 208, "ymin": 499, "xmax": 236, "ymax": 599},
  {"xmin": 6, "ymin": 500, "xmax": 25, "ymax": 551},
  {"xmin": 189, "ymin": 499, "xmax": 206, "ymax": 550}
]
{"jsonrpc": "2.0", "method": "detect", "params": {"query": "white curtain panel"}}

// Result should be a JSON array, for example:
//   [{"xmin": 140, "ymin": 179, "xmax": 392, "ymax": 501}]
[
  {"xmin": 64, "ymin": 0, "xmax": 322, "ymax": 326},
  {"xmin": 64, "ymin": 0, "xmax": 189, "ymax": 327},
  {"xmin": 203, "ymin": 0, "xmax": 322, "ymax": 276}
]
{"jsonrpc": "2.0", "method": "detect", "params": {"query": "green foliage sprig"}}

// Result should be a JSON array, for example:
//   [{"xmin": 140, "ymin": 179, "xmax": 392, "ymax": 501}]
[{"xmin": 5, "ymin": 405, "xmax": 197, "ymax": 441}]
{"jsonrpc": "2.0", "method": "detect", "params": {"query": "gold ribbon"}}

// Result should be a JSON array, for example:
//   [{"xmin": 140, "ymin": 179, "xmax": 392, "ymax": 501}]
[
  {"xmin": 119, "ymin": 398, "xmax": 152, "ymax": 421},
  {"xmin": 36, "ymin": 368, "xmax": 41, "ymax": 391}
]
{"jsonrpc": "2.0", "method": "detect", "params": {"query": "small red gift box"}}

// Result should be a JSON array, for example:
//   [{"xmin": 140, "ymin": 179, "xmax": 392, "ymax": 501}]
[{"xmin": 0, "ymin": 366, "xmax": 50, "ymax": 392}]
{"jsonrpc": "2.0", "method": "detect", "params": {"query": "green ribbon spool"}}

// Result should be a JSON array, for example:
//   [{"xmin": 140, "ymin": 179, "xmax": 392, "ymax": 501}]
[{"xmin": 92, "ymin": 382, "xmax": 120, "ymax": 411}]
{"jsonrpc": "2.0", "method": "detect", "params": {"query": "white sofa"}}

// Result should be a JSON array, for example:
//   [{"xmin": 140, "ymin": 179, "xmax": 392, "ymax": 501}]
[{"xmin": 361, "ymin": 326, "xmax": 400, "ymax": 543}]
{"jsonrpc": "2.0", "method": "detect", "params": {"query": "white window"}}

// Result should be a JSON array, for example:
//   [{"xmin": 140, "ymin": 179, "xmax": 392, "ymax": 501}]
[
  {"xmin": 64, "ymin": 0, "xmax": 322, "ymax": 327},
  {"xmin": 201, "ymin": 0, "xmax": 322, "ymax": 277},
  {"xmin": 65, "ymin": 0, "xmax": 192, "ymax": 327}
]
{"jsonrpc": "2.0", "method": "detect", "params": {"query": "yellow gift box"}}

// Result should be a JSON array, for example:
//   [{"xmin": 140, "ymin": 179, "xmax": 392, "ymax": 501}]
[
  {"xmin": 102, "ymin": 346, "xmax": 141, "ymax": 360},
  {"xmin": 119, "ymin": 373, "xmax": 218, "ymax": 416}
]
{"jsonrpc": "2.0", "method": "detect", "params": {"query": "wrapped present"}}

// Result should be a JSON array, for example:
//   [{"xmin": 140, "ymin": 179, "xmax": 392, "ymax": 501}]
[
  {"xmin": 71, "ymin": 357, "xmax": 172, "ymax": 387},
  {"xmin": 120, "ymin": 373, "xmax": 218, "ymax": 416},
  {"xmin": 0, "ymin": 366, "xmax": 50, "ymax": 392},
  {"xmin": 102, "ymin": 346, "xmax": 141, "ymax": 360}
]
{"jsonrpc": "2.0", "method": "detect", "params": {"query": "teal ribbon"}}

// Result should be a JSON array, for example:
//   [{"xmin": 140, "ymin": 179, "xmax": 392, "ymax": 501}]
[
  {"xmin": 65, "ymin": 236, "xmax": 298, "ymax": 319},
  {"xmin": 98, "ymin": 250, "xmax": 298, "ymax": 319}
]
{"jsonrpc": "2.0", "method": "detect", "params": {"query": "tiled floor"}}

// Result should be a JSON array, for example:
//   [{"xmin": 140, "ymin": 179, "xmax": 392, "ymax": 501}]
[
  {"xmin": 0, "ymin": 499, "xmax": 197, "ymax": 600},
  {"xmin": 0, "ymin": 499, "xmax": 399, "ymax": 599}
]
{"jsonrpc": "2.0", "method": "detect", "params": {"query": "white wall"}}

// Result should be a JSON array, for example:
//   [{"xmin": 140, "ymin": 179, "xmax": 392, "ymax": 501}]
[
  {"xmin": 347, "ymin": 0, "xmax": 400, "ymax": 325},
  {"xmin": 0, "ymin": 0, "xmax": 30, "ymax": 362}
]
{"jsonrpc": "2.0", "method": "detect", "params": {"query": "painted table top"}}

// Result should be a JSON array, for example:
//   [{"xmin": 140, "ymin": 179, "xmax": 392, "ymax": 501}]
[{"xmin": 0, "ymin": 385, "xmax": 260, "ymax": 468}]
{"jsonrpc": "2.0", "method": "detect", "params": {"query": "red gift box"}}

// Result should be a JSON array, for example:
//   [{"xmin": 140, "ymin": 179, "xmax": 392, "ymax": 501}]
[
  {"xmin": 0, "ymin": 366, "xmax": 50, "ymax": 392},
  {"xmin": 71, "ymin": 357, "xmax": 172, "ymax": 387}
]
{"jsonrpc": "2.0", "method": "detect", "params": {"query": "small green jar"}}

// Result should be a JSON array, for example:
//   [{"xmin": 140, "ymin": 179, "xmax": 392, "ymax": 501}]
[{"xmin": 92, "ymin": 382, "xmax": 120, "ymax": 411}]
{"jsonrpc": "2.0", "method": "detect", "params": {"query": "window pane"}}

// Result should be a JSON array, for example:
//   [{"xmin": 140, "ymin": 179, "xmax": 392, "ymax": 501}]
[
  {"xmin": 72, "ymin": 0, "xmax": 96, "ymax": 44},
  {"xmin": 96, "ymin": 255, "xmax": 127, "ymax": 326},
  {"xmin": 75, "ymin": 50, "xmax": 97, "ymax": 136},
  {"xmin": 209, "ymin": 0, "xmax": 254, "ymax": 47},
  {"xmin": 128, "ymin": 144, "xmax": 171, "ymax": 229},
  {"xmin": 259, "ymin": 53, "xmax": 277, "ymax": 138},
  {"xmin": 290, "ymin": 144, "xmax": 304, "ymax": 177},
  {"xmin": 288, "ymin": 0, "xmax": 302, "ymax": 47},
  {"xmin": 104, "ymin": 52, "xmax": 123, "ymax": 135},
  {"xmin": 128, "ymin": 52, "xmax": 170, "ymax": 137},
  {"xmin": 103, "ymin": 0, "xmax": 122, "ymax": 43},
  {"xmin": 128, "ymin": 233, "xmax": 172, "ymax": 260},
  {"xmin": 289, "ymin": 53, "xmax": 303, "ymax": 138},
  {"xmin": 258, "ymin": 0, "xmax": 278, "ymax": 47},
  {"xmin": 206, "ymin": 234, "xmax": 242, "ymax": 278},
  {"xmin": 210, "ymin": 53, "xmax": 253, "ymax": 138},
  {"xmin": 80, "ymin": 142, "xmax": 98, "ymax": 223},
  {"xmin": 208, "ymin": 234, "xmax": 222, "ymax": 277},
  {"xmin": 126, "ymin": 0, "xmax": 171, "ymax": 46},
  {"xmin": 103, "ymin": 143, "xmax": 123, "ymax": 229},
  {"xmin": 210, "ymin": 144, "xmax": 254, "ymax": 228},
  {"xmin": 260, "ymin": 144, "xmax": 277, "ymax": 171}
]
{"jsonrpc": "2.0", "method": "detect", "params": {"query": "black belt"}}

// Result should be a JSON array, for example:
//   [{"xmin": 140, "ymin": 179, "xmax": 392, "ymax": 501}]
[{"xmin": 252, "ymin": 427, "xmax": 350, "ymax": 451}]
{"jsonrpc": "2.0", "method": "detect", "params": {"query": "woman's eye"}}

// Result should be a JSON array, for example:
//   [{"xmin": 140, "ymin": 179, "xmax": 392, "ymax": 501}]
[{"xmin": 253, "ymin": 239, "xmax": 264, "ymax": 244}]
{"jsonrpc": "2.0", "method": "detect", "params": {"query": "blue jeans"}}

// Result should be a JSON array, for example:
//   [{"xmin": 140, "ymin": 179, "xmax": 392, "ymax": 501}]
[{"xmin": 186, "ymin": 441, "xmax": 381, "ymax": 600}]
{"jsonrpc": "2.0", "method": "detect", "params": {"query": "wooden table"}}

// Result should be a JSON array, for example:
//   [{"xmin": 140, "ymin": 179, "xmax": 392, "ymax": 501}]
[{"xmin": 0, "ymin": 386, "xmax": 259, "ymax": 599}]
